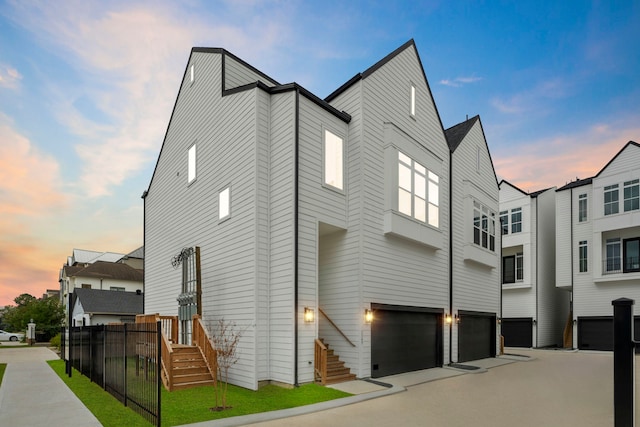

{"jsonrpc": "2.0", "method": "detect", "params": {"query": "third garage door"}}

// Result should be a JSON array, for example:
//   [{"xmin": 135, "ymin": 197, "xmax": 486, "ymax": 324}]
[
  {"xmin": 502, "ymin": 318, "xmax": 533, "ymax": 348},
  {"xmin": 371, "ymin": 304, "xmax": 442, "ymax": 378}
]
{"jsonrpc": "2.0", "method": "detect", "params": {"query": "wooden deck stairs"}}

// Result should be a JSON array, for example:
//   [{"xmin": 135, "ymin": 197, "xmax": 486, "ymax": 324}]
[
  {"xmin": 315, "ymin": 339, "xmax": 356, "ymax": 385},
  {"xmin": 166, "ymin": 344, "xmax": 215, "ymax": 390}
]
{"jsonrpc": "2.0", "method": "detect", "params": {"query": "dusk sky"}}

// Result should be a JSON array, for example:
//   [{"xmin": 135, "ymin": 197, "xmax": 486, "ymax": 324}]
[{"xmin": 1, "ymin": 1, "xmax": 638, "ymax": 306}]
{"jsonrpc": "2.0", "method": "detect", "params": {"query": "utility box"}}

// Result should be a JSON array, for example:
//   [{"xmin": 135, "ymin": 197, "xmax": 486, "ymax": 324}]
[{"xmin": 27, "ymin": 320, "xmax": 36, "ymax": 345}]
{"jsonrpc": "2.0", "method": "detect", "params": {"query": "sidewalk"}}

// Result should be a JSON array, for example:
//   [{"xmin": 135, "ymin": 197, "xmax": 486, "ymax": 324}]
[{"xmin": 0, "ymin": 345, "xmax": 101, "ymax": 427}]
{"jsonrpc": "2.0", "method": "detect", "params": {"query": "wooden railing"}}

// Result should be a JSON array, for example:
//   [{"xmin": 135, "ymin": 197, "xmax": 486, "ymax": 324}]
[
  {"xmin": 314, "ymin": 339, "xmax": 328, "ymax": 385},
  {"xmin": 319, "ymin": 308, "xmax": 356, "ymax": 347},
  {"xmin": 192, "ymin": 314, "xmax": 217, "ymax": 388},
  {"xmin": 136, "ymin": 314, "xmax": 177, "ymax": 391}
]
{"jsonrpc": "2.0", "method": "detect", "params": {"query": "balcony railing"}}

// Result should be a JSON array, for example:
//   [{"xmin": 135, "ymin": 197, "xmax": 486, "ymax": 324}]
[{"xmin": 602, "ymin": 257, "xmax": 640, "ymax": 275}]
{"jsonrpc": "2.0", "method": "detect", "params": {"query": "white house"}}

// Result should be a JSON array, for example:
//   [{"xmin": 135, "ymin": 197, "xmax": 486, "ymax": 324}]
[
  {"xmin": 500, "ymin": 180, "xmax": 569, "ymax": 348},
  {"xmin": 446, "ymin": 115, "xmax": 501, "ymax": 362},
  {"xmin": 144, "ymin": 40, "xmax": 501, "ymax": 390},
  {"xmin": 556, "ymin": 141, "xmax": 640, "ymax": 350},
  {"xmin": 71, "ymin": 288, "xmax": 143, "ymax": 326}
]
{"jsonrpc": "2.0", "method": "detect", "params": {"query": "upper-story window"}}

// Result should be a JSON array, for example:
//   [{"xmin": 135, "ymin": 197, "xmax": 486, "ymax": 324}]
[
  {"xmin": 398, "ymin": 151, "xmax": 439, "ymax": 227},
  {"xmin": 219, "ymin": 187, "xmax": 230, "ymax": 220},
  {"xmin": 605, "ymin": 238, "xmax": 622, "ymax": 273},
  {"xmin": 324, "ymin": 129, "xmax": 344, "ymax": 191},
  {"xmin": 578, "ymin": 194, "xmax": 588, "ymax": 222},
  {"xmin": 188, "ymin": 143, "xmax": 197, "ymax": 184},
  {"xmin": 624, "ymin": 238, "xmax": 640, "ymax": 272},
  {"xmin": 511, "ymin": 207, "xmax": 522, "ymax": 233},
  {"xmin": 474, "ymin": 201, "xmax": 496, "ymax": 251},
  {"xmin": 410, "ymin": 84, "xmax": 416, "ymax": 117},
  {"xmin": 503, "ymin": 252, "xmax": 523, "ymax": 283},
  {"xmin": 623, "ymin": 179, "xmax": 639, "ymax": 212},
  {"xmin": 190, "ymin": 64, "xmax": 195, "ymax": 84},
  {"xmin": 604, "ymin": 184, "xmax": 619, "ymax": 215},
  {"xmin": 500, "ymin": 211, "xmax": 508, "ymax": 235},
  {"xmin": 578, "ymin": 240, "xmax": 588, "ymax": 272}
]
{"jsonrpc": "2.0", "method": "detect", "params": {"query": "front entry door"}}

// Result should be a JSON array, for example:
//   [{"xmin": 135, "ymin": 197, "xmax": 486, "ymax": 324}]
[{"xmin": 173, "ymin": 246, "xmax": 201, "ymax": 345}]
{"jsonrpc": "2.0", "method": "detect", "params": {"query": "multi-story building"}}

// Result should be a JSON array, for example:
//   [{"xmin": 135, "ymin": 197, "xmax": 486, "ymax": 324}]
[{"xmin": 556, "ymin": 141, "xmax": 640, "ymax": 350}]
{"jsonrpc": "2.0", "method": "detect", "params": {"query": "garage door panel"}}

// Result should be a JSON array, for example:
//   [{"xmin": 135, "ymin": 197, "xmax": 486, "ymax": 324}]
[
  {"xmin": 458, "ymin": 313, "xmax": 496, "ymax": 363},
  {"xmin": 578, "ymin": 317, "xmax": 613, "ymax": 351},
  {"xmin": 502, "ymin": 318, "xmax": 533, "ymax": 348},
  {"xmin": 371, "ymin": 309, "xmax": 441, "ymax": 378}
]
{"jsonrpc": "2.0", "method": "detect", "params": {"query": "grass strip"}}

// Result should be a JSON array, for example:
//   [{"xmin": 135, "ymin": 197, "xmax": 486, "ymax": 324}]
[
  {"xmin": 48, "ymin": 359, "xmax": 351, "ymax": 426},
  {"xmin": 0, "ymin": 363, "xmax": 5, "ymax": 387}
]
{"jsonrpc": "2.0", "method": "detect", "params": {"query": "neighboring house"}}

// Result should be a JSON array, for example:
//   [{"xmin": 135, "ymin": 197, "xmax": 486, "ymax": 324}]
[
  {"xmin": 500, "ymin": 180, "xmax": 569, "ymax": 348},
  {"xmin": 71, "ymin": 288, "xmax": 143, "ymax": 326},
  {"xmin": 446, "ymin": 115, "xmax": 501, "ymax": 362},
  {"xmin": 144, "ymin": 40, "xmax": 501, "ymax": 390},
  {"xmin": 119, "ymin": 246, "xmax": 145, "ymax": 270},
  {"xmin": 556, "ymin": 141, "xmax": 640, "ymax": 350}
]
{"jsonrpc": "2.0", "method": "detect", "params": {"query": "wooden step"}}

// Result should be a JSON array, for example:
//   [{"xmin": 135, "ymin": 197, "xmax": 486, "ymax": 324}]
[
  {"xmin": 324, "ymin": 373, "xmax": 356, "ymax": 385},
  {"xmin": 172, "ymin": 379, "xmax": 216, "ymax": 390},
  {"xmin": 173, "ymin": 371, "xmax": 214, "ymax": 383}
]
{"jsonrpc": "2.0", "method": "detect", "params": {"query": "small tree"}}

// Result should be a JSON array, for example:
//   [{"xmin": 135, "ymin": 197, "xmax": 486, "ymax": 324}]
[{"xmin": 208, "ymin": 318, "xmax": 244, "ymax": 411}]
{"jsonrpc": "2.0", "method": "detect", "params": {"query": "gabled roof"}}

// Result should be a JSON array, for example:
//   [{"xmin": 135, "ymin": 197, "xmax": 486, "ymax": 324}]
[
  {"xmin": 73, "ymin": 288, "xmax": 143, "ymax": 315},
  {"xmin": 499, "ymin": 179, "xmax": 552, "ymax": 198},
  {"xmin": 445, "ymin": 115, "xmax": 479, "ymax": 153},
  {"xmin": 72, "ymin": 249, "xmax": 125, "ymax": 265},
  {"xmin": 67, "ymin": 261, "xmax": 143, "ymax": 282},
  {"xmin": 122, "ymin": 246, "xmax": 144, "ymax": 260},
  {"xmin": 556, "ymin": 141, "xmax": 639, "ymax": 192}
]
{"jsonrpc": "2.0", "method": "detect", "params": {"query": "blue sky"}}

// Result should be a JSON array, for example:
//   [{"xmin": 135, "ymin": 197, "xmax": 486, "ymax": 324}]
[{"xmin": 0, "ymin": 0, "xmax": 638, "ymax": 305}]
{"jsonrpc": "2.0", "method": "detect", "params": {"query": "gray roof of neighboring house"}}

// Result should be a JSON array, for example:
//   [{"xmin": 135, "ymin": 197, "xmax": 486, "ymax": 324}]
[
  {"xmin": 124, "ymin": 246, "xmax": 144, "ymax": 260},
  {"xmin": 72, "ymin": 249, "xmax": 125, "ymax": 264},
  {"xmin": 445, "ymin": 115, "xmax": 480, "ymax": 153},
  {"xmin": 66, "ymin": 261, "xmax": 143, "ymax": 282},
  {"xmin": 73, "ymin": 288, "xmax": 143, "ymax": 315}
]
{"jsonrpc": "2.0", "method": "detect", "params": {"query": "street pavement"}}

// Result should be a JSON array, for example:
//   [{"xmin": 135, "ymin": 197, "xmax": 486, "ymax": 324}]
[{"xmin": 0, "ymin": 344, "xmax": 637, "ymax": 427}]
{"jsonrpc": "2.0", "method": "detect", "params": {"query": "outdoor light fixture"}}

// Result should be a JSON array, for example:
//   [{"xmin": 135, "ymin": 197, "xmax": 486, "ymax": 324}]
[
  {"xmin": 365, "ymin": 309, "xmax": 373, "ymax": 324},
  {"xmin": 455, "ymin": 314, "xmax": 461, "ymax": 324},
  {"xmin": 304, "ymin": 307, "xmax": 315, "ymax": 323},
  {"xmin": 445, "ymin": 314, "xmax": 453, "ymax": 324},
  {"xmin": 497, "ymin": 317, "xmax": 502, "ymax": 324}
]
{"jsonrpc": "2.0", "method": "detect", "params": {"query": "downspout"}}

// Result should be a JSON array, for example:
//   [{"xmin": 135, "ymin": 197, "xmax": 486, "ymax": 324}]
[
  {"xmin": 570, "ymin": 188, "xmax": 574, "ymax": 347},
  {"xmin": 535, "ymin": 196, "xmax": 539, "ymax": 348},
  {"xmin": 294, "ymin": 88, "xmax": 300, "ymax": 386},
  {"xmin": 448, "ymin": 149, "xmax": 453, "ymax": 365},
  {"xmin": 142, "ymin": 190, "xmax": 148, "ymax": 315}
]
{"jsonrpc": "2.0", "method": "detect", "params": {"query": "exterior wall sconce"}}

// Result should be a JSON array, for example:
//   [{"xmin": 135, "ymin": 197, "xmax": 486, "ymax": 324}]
[
  {"xmin": 304, "ymin": 307, "xmax": 315, "ymax": 323},
  {"xmin": 455, "ymin": 314, "xmax": 461, "ymax": 324},
  {"xmin": 497, "ymin": 317, "xmax": 502, "ymax": 324},
  {"xmin": 445, "ymin": 314, "xmax": 453, "ymax": 324},
  {"xmin": 533, "ymin": 319, "xmax": 537, "ymax": 325},
  {"xmin": 364, "ymin": 309, "xmax": 373, "ymax": 324}
]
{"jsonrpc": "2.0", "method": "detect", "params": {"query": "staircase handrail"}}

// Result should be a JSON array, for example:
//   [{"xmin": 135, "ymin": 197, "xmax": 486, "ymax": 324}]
[
  {"xmin": 136, "ymin": 313, "xmax": 175, "ymax": 391},
  {"xmin": 318, "ymin": 308, "xmax": 356, "ymax": 347},
  {"xmin": 192, "ymin": 314, "xmax": 218, "ymax": 388},
  {"xmin": 314, "ymin": 338, "xmax": 328, "ymax": 385}
]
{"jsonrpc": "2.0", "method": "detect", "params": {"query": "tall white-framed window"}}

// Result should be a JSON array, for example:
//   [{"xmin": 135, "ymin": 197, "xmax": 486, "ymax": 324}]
[
  {"xmin": 605, "ymin": 238, "xmax": 622, "ymax": 273},
  {"xmin": 398, "ymin": 151, "xmax": 439, "ymax": 227},
  {"xmin": 473, "ymin": 201, "xmax": 496, "ymax": 252},
  {"xmin": 323, "ymin": 129, "xmax": 344, "ymax": 191},
  {"xmin": 578, "ymin": 240, "xmax": 588, "ymax": 273},
  {"xmin": 188, "ymin": 143, "xmax": 197, "ymax": 184},
  {"xmin": 623, "ymin": 179, "xmax": 639, "ymax": 212},
  {"xmin": 604, "ymin": 184, "xmax": 619, "ymax": 215},
  {"xmin": 410, "ymin": 84, "xmax": 416, "ymax": 117},
  {"xmin": 578, "ymin": 194, "xmax": 588, "ymax": 222},
  {"xmin": 511, "ymin": 207, "xmax": 522, "ymax": 233},
  {"xmin": 190, "ymin": 63, "xmax": 195, "ymax": 84},
  {"xmin": 500, "ymin": 211, "xmax": 508, "ymax": 235},
  {"xmin": 503, "ymin": 252, "xmax": 523, "ymax": 283},
  {"xmin": 219, "ymin": 187, "xmax": 230, "ymax": 220}
]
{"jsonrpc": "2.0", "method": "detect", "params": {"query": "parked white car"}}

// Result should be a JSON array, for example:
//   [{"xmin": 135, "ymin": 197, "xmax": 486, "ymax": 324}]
[{"xmin": 0, "ymin": 330, "xmax": 24, "ymax": 342}]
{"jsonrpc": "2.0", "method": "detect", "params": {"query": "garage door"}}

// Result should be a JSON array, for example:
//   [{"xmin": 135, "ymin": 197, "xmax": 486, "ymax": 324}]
[
  {"xmin": 502, "ymin": 318, "xmax": 533, "ymax": 348},
  {"xmin": 371, "ymin": 304, "xmax": 442, "ymax": 378},
  {"xmin": 458, "ymin": 311, "xmax": 496, "ymax": 362},
  {"xmin": 578, "ymin": 317, "xmax": 613, "ymax": 351}
]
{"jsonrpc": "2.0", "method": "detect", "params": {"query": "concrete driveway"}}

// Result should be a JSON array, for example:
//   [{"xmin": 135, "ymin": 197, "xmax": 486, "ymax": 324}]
[{"xmin": 241, "ymin": 349, "xmax": 633, "ymax": 427}]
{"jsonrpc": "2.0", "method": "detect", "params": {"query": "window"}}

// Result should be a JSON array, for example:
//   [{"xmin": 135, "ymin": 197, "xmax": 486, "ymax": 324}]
[
  {"xmin": 579, "ymin": 241, "xmax": 588, "ymax": 272},
  {"xmin": 606, "ymin": 238, "xmax": 622, "ymax": 273},
  {"xmin": 188, "ymin": 144, "xmax": 196, "ymax": 184},
  {"xmin": 604, "ymin": 184, "xmax": 619, "ymax": 215},
  {"xmin": 219, "ymin": 187, "xmax": 230, "ymax": 220},
  {"xmin": 578, "ymin": 194, "xmax": 588, "ymax": 222},
  {"xmin": 623, "ymin": 238, "xmax": 640, "ymax": 272},
  {"xmin": 500, "ymin": 211, "xmax": 508, "ymax": 235},
  {"xmin": 190, "ymin": 64, "xmax": 194, "ymax": 83},
  {"xmin": 623, "ymin": 179, "xmax": 639, "ymax": 212},
  {"xmin": 474, "ymin": 201, "xmax": 496, "ymax": 251},
  {"xmin": 110, "ymin": 287, "xmax": 125, "ymax": 292},
  {"xmin": 324, "ymin": 130, "xmax": 344, "ymax": 190},
  {"xmin": 511, "ymin": 207, "xmax": 522, "ymax": 233},
  {"xmin": 476, "ymin": 146, "xmax": 481, "ymax": 172},
  {"xmin": 410, "ymin": 84, "xmax": 416, "ymax": 116},
  {"xmin": 398, "ymin": 151, "xmax": 439, "ymax": 227},
  {"xmin": 503, "ymin": 253, "xmax": 523, "ymax": 284},
  {"xmin": 81, "ymin": 284, "xmax": 91, "ymax": 289}
]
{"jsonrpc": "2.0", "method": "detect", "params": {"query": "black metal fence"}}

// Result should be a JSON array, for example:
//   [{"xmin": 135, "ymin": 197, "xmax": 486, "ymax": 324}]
[{"xmin": 65, "ymin": 322, "xmax": 161, "ymax": 427}]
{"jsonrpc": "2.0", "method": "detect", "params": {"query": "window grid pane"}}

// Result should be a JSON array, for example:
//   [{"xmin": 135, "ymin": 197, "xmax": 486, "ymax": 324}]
[{"xmin": 324, "ymin": 130, "xmax": 343, "ymax": 190}]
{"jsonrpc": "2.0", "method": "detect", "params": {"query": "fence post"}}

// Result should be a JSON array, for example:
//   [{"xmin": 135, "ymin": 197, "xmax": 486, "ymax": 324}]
[
  {"xmin": 157, "ymin": 320, "xmax": 162, "ymax": 427},
  {"xmin": 124, "ymin": 322, "xmax": 128, "ymax": 408},
  {"xmin": 612, "ymin": 297, "xmax": 635, "ymax": 427}
]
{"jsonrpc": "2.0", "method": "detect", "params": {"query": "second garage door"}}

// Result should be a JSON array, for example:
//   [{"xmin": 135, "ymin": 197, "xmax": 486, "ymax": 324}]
[
  {"xmin": 371, "ymin": 304, "xmax": 442, "ymax": 378},
  {"xmin": 502, "ymin": 318, "xmax": 533, "ymax": 348},
  {"xmin": 458, "ymin": 311, "xmax": 496, "ymax": 362}
]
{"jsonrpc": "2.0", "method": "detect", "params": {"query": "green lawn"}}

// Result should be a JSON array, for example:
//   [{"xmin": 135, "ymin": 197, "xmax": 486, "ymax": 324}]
[
  {"xmin": 48, "ymin": 360, "xmax": 351, "ymax": 427},
  {"xmin": 0, "ymin": 363, "xmax": 6, "ymax": 387}
]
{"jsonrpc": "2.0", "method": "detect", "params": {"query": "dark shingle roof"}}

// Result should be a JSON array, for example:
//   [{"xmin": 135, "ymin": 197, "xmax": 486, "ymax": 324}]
[
  {"xmin": 69, "ymin": 261, "xmax": 143, "ymax": 282},
  {"xmin": 556, "ymin": 177, "xmax": 593, "ymax": 192},
  {"xmin": 445, "ymin": 115, "xmax": 480, "ymax": 153},
  {"xmin": 73, "ymin": 288, "xmax": 143, "ymax": 315}
]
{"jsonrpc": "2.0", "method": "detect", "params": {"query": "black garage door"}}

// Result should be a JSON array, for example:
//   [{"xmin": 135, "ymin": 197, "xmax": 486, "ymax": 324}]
[
  {"xmin": 578, "ymin": 317, "xmax": 613, "ymax": 351},
  {"xmin": 458, "ymin": 311, "xmax": 496, "ymax": 362},
  {"xmin": 502, "ymin": 318, "xmax": 533, "ymax": 348},
  {"xmin": 371, "ymin": 304, "xmax": 442, "ymax": 378}
]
